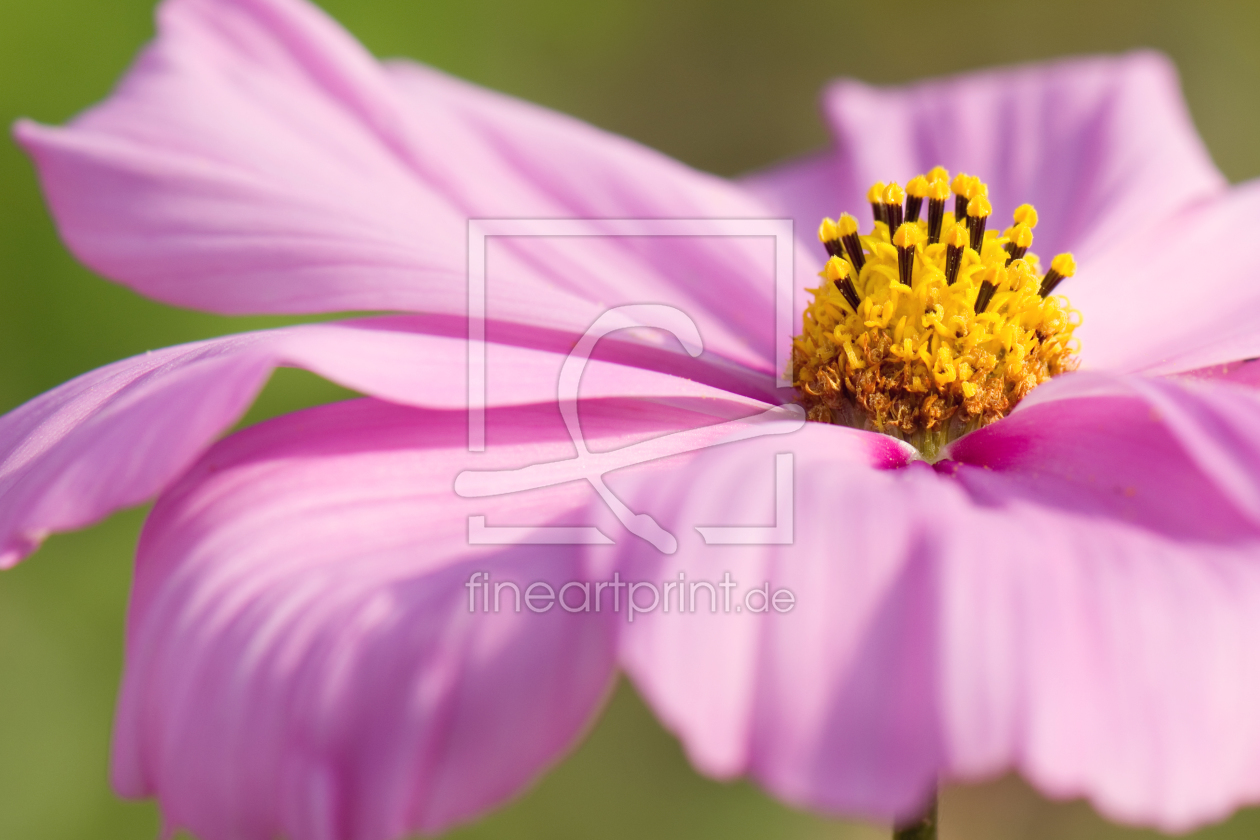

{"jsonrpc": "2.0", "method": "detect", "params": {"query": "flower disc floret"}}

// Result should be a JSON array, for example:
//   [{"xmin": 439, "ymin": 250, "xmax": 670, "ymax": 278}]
[{"xmin": 797, "ymin": 170, "xmax": 1081, "ymax": 459}]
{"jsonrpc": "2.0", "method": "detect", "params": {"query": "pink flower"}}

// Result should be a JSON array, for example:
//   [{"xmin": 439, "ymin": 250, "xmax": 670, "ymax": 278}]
[{"xmin": 6, "ymin": 0, "xmax": 1260, "ymax": 837}]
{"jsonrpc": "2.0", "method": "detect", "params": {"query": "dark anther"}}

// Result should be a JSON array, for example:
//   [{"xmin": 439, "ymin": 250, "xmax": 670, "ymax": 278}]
[
  {"xmin": 842, "ymin": 233, "xmax": 866, "ymax": 272},
  {"xmin": 906, "ymin": 194, "xmax": 924, "ymax": 224},
  {"xmin": 968, "ymin": 217, "xmax": 987, "ymax": 254},
  {"xmin": 942, "ymin": 224, "xmax": 967, "ymax": 287},
  {"xmin": 872, "ymin": 201, "xmax": 887, "ymax": 227},
  {"xmin": 886, "ymin": 202, "xmax": 904, "ymax": 237},
  {"xmin": 905, "ymin": 176, "xmax": 928, "ymax": 224},
  {"xmin": 974, "ymin": 280, "xmax": 998, "ymax": 314},
  {"xmin": 897, "ymin": 244, "xmax": 915, "ymax": 287},
  {"xmin": 966, "ymin": 199, "xmax": 991, "ymax": 254},
  {"xmin": 944, "ymin": 241, "xmax": 963, "ymax": 286},
  {"xmin": 1039, "ymin": 269, "xmax": 1065, "ymax": 296},
  {"xmin": 834, "ymin": 276, "xmax": 861, "ymax": 311},
  {"xmin": 927, "ymin": 198, "xmax": 946, "ymax": 244},
  {"xmin": 1039, "ymin": 255, "xmax": 1076, "ymax": 296}
]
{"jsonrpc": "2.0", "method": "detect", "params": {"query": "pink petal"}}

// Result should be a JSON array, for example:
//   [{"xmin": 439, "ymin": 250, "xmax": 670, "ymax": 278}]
[
  {"xmin": 608, "ymin": 423, "xmax": 927, "ymax": 804},
  {"xmin": 976, "ymin": 370, "xmax": 1260, "ymax": 533},
  {"xmin": 612, "ymin": 388, "xmax": 1260, "ymax": 831},
  {"xmin": 0, "ymin": 315, "xmax": 770, "ymax": 567},
  {"xmin": 116, "ymin": 398, "xmax": 636, "ymax": 840},
  {"xmin": 745, "ymin": 52, "xmax": 1223, "ymax": 264},
  {"xmin": 16, "ymin": 0, "xmax": 793, "ymax": 372},
  {"xmin": 16, "ymin": 0, "xmax": 468, "ymax": 315},
  {"xmin": 384, "ymin": 59, "xmax": 802, "ymax": 372},
  {"xmin": 1178, "ymin": 358, "xmax": 1260, "ymax": 388},
  {"xmin": 1071, "ymin": 180, "xmax": 1260, "ymax": 373},
  {"xmin": 941, "ymin": 376, "xmax": 1260, "ymax": 828}
]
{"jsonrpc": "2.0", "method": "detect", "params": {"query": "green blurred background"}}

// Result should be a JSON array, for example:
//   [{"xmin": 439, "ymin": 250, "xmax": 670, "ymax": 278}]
[{"xmin": 2, "ymin": 1, "xmax": 1260, "ymax": 837}]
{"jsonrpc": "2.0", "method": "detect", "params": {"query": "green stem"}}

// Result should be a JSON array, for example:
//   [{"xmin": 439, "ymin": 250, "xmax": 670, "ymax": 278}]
[{"xmin": 893, "ymin": 791, "xmax": 937, "ymax": 840}]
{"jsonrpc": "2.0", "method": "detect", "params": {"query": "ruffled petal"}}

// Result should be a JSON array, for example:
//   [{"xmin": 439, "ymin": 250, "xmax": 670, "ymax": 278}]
[
  {"xmin": 744, "ymin": 52, "xmax": 1224, "ymax": 264},
  {"xmin": 116, "ymin": 399, "xmax": 629, "ymax": 840},
  {"xmin": 612, "ymin": 394, "xmax": 1260, "ymax": 832},
  {"xmin": 0, "ymin": 315, "xmax": 770, "ymax": 567},
  {"xmin": 17, "ymin": 0, "xmax": 793, "ymax": 371}
]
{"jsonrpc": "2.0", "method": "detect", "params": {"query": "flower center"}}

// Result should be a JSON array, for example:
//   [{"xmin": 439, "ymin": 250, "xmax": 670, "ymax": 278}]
[{"xmin": 792, "ymin": 168, "xmax": 1081, "ymax": 461}]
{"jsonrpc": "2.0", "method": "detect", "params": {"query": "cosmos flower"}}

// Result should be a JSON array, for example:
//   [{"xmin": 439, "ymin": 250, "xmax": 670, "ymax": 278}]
[{"xmin": 6, "ymin": 0, "xmax": 1260, "ymax": 838}]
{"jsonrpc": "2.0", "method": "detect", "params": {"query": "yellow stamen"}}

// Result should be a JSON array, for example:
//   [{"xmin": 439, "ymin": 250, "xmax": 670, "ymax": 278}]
[
  {"xmin": 824, "ymin": 255, "xmax": 861, "ymax": 311},
  {"xmin": 893, "ymin": 223, "xmax": 923, "ymax": 287},
  {"xmin": 793, "ymin": 170, "xmax": 1081, "ymax": 459},
  {"xmin": 905, "ymin": 175, "xmax": 930, "ymax": 224},
  {"xmin": 1039, "ymin": 253, "xmax": 1077, "ymax": 296},
  {"xmin": 925, "ymin": 177, "xmax": 951, "ymax": 243},
  {"xmin": 868, "ymin": 182, "xmax": 888, "ymax": 227},
  {"xmin": 1013, "ymin": 203, "xmax": 1039, "ymax": 229},
  {"xmin": 818, "ymin": 217, "xmax": 838, "ymax": 243},
  {"xmin": 952, "ymin": 173, "xmax": 988, "ymax": 222},
  {"xmin": 965, "ymin": 195, "xmax": 993, "ymax": 254},
  {"xmin": 836, "ymin": 212, "xmax": 865, "ymax": 271},
  {"xmin": 1050, "ymin": 253, "xmax": 1076, "ymax": 276},
  {"xmin": 1004, "ymin": 222, "xmax": 1034, "ymax": 264},
  {"xmin": 892, "ymin": 223, "xmax": 924, "ymax": 249},
  {"xmin": 882, "ymin": 183, "xmax": 906, "ymax": 233}
]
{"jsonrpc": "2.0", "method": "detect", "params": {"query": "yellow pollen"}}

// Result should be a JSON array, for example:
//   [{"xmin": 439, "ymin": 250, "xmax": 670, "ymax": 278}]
[
  {"xmin": 893, "ymin": 222, "xmax": 924, "ymax": 249},
  {"xmin": 793, "ymin": 170, "xmax": 1083, "ymax": 460},
  {"xmin": 823, "ymin": 255, "xmax": 852, "ymax": 283},
  {"xmin": 1013, "ymin": 203, "xmax": 1039, "ymax": 229},
  {"xmin": 867, "ymin": 182, "xmax": 887, "ymax": 203},
  {"xmin": 818, "ymin": 217, "xmax": 838, "ymax": 243},
  {"xmin": 1050, "ymin": 253, "xmax": 1076, "ymax": 276}
]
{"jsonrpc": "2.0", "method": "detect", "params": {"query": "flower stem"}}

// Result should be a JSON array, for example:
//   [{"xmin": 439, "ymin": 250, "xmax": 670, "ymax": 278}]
[{"xmin": 893, "ymin": 792, "xmax": 937, "ymax": 840}]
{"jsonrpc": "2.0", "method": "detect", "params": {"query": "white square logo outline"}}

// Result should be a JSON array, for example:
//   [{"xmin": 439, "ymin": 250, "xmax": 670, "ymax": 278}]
[{"xmin": 459, "ymin": 218, "xmax": 802, "ymax": 552}]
